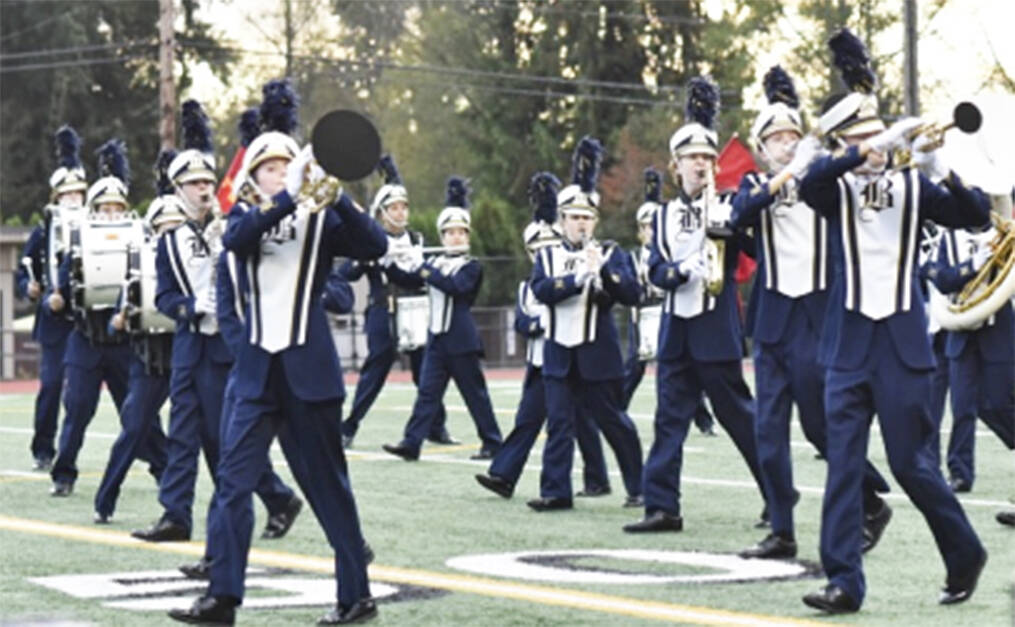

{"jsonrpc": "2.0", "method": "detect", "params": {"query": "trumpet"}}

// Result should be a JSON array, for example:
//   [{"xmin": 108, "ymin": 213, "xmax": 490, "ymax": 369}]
[{"xmin": 893, "ymin": 101, "xmax": 982, "ymax": 170}]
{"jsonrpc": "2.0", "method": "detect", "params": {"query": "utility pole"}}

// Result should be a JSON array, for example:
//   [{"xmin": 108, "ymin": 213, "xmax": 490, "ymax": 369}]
[
  {"xmin": 903, "ymin": 0, "xmax": 919, "ymax": 115},
  {"xmin": 158, "ymin": 0, "xmax": 176, "ymax": 149},
  {"xmin": 284, "ymin": 0, "xmax": 294, "ymax": 77}
]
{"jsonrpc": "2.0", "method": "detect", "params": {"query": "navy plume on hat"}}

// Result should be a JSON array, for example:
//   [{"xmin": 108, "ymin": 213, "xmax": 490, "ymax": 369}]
[
  {"xmin": 571, "ymin": 136, "xmax": 603, "ymax": 194},
  {"xmin": 96, "ymin": 139, "xmax": 130, "ymax": 186},
  {"xmin": 377, "ymin": 154, "xmax": 403, "ymax": 185},
  {"xmin": 445, "ymin": 176, "xmax": 470, "ymax": 209},
  {"xmin": 644, "ymin": 168, "xmax": 662, "ymax": 204},
  {"xmin": 763, "ymin": 65, "xmax": 799, "ymax": 108},
  {"xmin": 153, "ymin": 149, "xmax": 177, "ymax": 196},
  {"xmin": 685, "ymin": 77, "xmax": 719, "ymax": 130},
  {"xmin": 260, "ymin": 78, "xmax": 300, "ymax": 134},
  {"xmin": 55, "ymin": 125, "xmax": 83, "ymax": 169},
  {"xmin": 238, "ymin": 108, "xmax": 260, "ymax": 147},
  {"xmin": 181, "ymin": 99, "xmax": 213, "ymax": 153},
  {"xmin": 527, "ymin": 171, "xmax": 560, "ymax": 224},
  {"xmin": 829, "ymin": 28, "xmax": 877, "ymax": 94}
]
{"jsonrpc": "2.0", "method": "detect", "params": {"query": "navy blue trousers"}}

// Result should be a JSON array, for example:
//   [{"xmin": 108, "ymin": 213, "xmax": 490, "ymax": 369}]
[
  {"xmin": 488, "ymin": 365, "xmax": 608, "ymax": 491},
  {"xmin": 208, "ymin": 357, "xmax": 369, "ymax": 608},
  {"xmin": 623, "ymin": 355, "xmax": 714, "ymax": 432},
  {"xmin": 401, "ymin": 344, "xmax": 502, "ymax": 453},
  {"xmin": 927, "ymin": 331, "xmax": 950, "ymax": 469},
  {"xmin": 342, "ymin": 322, "xmax": 447, "ymax": 438},
  {"xmin": 94, "ymin": 355, "xmax": 170, "ymax": 517},
  {"xmin": 158, "ymin": 356, "xmax": 230, "ymax": 529},
  {"xmin": 947, "ymin": 343, "xmax": 1015, "ymax": 485},
  {"xmin": 31, "ymin": 333, "xmax": 69, "ymax": 460},
  {"xmin": 540, "ymin": 369, "xmax": 642, "ymax": 499},
  {"xmin": 51, "ymin": 342, "xmax": 130, "ymax": 485},
  {"xmin": 753, "ymin": 304, "xmax": 889, "ymax": 536},
  {"xmin": 821, "ymin": 324, "xmax": 983, "ymax": 605},
  {"xmin": 643, "ymin": 357, "xmax": 765, "ymax": 517}
]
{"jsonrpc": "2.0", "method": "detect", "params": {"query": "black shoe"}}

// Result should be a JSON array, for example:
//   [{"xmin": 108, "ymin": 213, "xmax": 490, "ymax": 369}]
[
  {"xmin": 699, "ymin": 427, "xmax": 717, "ymax": 437},
  {"xmin": 802, "ymin": 584, "xmax": 860, "ymax": 614},
  {"xmin": 382, "ymin": 442, "xmax": 419, "ymax": 461},
  {"xmin": 33, "ymin": 455, "xmax": 53, "ymax": 471},
  {"xmin": 949, "ymin": 477, "xmax": 972, "ymax": 493},
  {"xmin": 318, "ymin": 597, "xmax": 378, "ymax": 624},
  {"xmin": 179, "ymin": 557, "xmax": 211, "ymax": 580},
  {"xmin": 754, "ymin": 505, "xmax": 770, "ymax": 529},
  {"xmin": 575, "ymin": 484, "xmax": 612, "ymax": 497},
  {"xmin": 132, "ymin": 516, "xmax": 191, "ymax": 542},
  {"xmin": 427, "ymin": 429, "xmax": 460, "ymax": 445},
  {"xmin": 526, "ymin": 497, "xmax": 573, "ymax": 512},
  {"xmin": 262, "ymin": 496, "xmax": 303, "ymax": 539},
  {"xmin": 475, "ymin": 473, "xmax": 514, "ymax": 499},
  {"xmin": 997, "ymin": 510, "xmax": 1015, "ymax": 527},
  {"xmin": 623, "ymin": 510, "xmax": 683, "ymax": 533},
  {"xmin": 50, "ymin": 481, "xmax": 73, "ymax": 497},
  {"xmin": 168, "ymin": 595, "xmax": 236, "ymax": 625},
  {"xmin": 739, "ymin": 533, "xmax": 798, "ymax": 559},
  {"xmin": 94, "ymin": 511, "xmax": 112, "ymax": 524},
  {"xmin": 861, "ymin": 500, "xmax": 892, "ymax": 554},
  {"xmin": 469, "ymin": 448, "xmax": 497, "ymax": 461},
  {"xmin": 623, "ymin": 495, "xmax": 644, "ymax": 508},
  {"xmin": 940, "ymin": 549, "xmax": 987, "ymax": 605}
]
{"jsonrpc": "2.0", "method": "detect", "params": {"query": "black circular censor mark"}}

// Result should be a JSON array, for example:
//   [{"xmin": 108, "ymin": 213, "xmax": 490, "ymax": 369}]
[{"xmin": 310, "ymin": 110, "xmax": 381, "ymax": 181}]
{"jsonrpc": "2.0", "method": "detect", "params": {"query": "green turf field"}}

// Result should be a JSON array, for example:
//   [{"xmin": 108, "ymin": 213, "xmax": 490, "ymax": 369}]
[{"xmin": 1, "ymin": 374, "xmax": 1012, "ymax": 626}]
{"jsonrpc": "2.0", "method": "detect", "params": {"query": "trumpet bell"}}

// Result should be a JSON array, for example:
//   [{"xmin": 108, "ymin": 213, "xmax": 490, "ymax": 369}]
[
  {"xmin": 310, "ymin": 109, "xmax": 381, "ymax": 181},
  {"xmin": 953, "ymin": 101, "xmax": 982, "ymax": 134},
  {"xmin": 940, "ymin": 94, "xmax": 1015, "ymax": 195}
]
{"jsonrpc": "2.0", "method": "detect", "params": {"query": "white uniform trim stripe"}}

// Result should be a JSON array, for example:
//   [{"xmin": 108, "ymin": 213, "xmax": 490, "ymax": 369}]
[
  {"xmin": 165, "ymin": 230, "xmax": 193, "ymax": 298},
  {"xmin": 291, "ymin": 213, "xmax": 323, "ymax": 346},
  {"xmin": 895, "ymin": 169, "xmax": 919, "ymax": 312},
  {"xmin": 247, "ymin": 251, "xmax": 263, "ymax": 346},
  {"xmin": 838, "ymin": 179, "xmax": 859, "ymax": 311},
  {"xmin": 226, "ymin": 251, "xmax": 245, "ymax": 324}
]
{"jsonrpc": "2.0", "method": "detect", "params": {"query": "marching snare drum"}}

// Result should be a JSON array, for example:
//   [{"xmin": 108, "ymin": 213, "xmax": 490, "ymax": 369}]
[
  {"xmin": 126, "ymin": 241, "xmax": 175, "ymax": 334},
  {"xmin": 70, "ymin": 217, "xmax": 144, "ymax": 310},
  {"xmin": 395, "ymin": 294, "xmax": 430, "ymax": 352},
  {"xmin": 636, "ymin": 304, "xmax": 662, "ymax": 361}
]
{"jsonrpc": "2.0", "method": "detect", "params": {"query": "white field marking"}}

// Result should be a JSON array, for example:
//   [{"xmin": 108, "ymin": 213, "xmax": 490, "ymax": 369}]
[
  {"xmin": 0, "ymin": 515, "xmax": 828, "ymax": 627},
  {"xmin": 446, "ymin": 549, "xmax": 807, "ymax": 585}
]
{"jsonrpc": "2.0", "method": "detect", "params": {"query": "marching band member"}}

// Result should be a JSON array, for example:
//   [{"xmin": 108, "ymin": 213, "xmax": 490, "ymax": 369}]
[
  {"xmin": 621, "ymin": 168, "xmax": 715, "ymax": 436},
  {"xmin": 47, "ymin": 139, "xmax": 135, "ymax": 497},
  {"xmin": 93, "ymin": 150, "xmax": 183, "ymax": 524},
  {"xmin": 170, "ymin": 78, "xmax": 385, "ymax": 625},
  {"xmin": 134, "ymin": 100, "xmax": 233, "ymax": 543},
  {"xmin": 731, "ymin": 66, "xmax": 891, "ymax": 559},
  {"xmin": 927, "ymin": 215, "xmax": 1014, "ymax": 492},
  {"xmin": 625, "ymin": 78, "xmax": 767, "ymax": 533},
  {"xmin": 918, "ymin": 221, "xmax": 951, "ymax": 473},
  {"xmin": 526, "ymin": 137, "xmax": 644, "ymax": 512},
  {"xmin": 383, "ymin": 177, "xmax": 504, "ymax": 461},
  {"xmin": 475, "ymin": 171, "xmax": 611, "ymax": 501},
  {"xmin": 799, "ymin": 29, "xmax": 987, "ymax": 613},
  {"xmin": 16, "ymin": 126, "xmax": 84, "ymax": 471},
  {"xmin": 339, "ymin": 154, "xmax": 453, "ymax": 448}
]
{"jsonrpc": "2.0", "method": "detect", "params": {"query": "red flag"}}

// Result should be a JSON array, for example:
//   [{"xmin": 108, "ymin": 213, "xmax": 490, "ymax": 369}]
[
  {"xmin": 715, "ymin": 134, "xmax": 757, "ymax": 194},
  {"xmin": 216, "ymin": 146, "xmax": 246, "ymax": 215},
  {"xmin": 715, "ymin": 134, "xmax": 759, "ymax": 285}
]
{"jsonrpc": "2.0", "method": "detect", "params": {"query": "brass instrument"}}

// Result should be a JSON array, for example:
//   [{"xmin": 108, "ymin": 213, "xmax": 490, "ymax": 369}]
[
  {"xmin": 701, "ymin": 166, "xmax": 725, "ymax": 297},
  {"xmin": 893, "ymin": 101, "xmax": 982, "ymax": 171},
  {"xmin": 931, "ymin": 212, "xmax": 1015, "ymax": 330}
]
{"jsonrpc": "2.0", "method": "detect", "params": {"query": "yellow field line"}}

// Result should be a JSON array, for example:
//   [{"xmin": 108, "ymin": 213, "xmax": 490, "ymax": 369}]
[{"xmin": 0, "ymin": 514, "xmax": 831, "ymax": 626}]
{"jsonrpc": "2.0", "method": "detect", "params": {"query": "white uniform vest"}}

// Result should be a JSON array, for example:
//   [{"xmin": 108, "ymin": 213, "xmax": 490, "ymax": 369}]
[
  {"xmin": 756, "ymin": 175, "xmax": 827, "ymax": 298},
  {"xmin": 654, "ymin": 194, "xmax": 732, "ymax": 319},
  {"xmin": 942, "ymin": 226, "xmax": 998, "ymax": 329},
  {"xmin": 427, "ymin": 254, "xmax": 470, "ymax": 335},
  {"xmin": 165, "ymin": 220, "xmax": 220, "ymax": 335},
  {"xmin": 537, "ymin": 242, "xmax": 615, "ymax": 348},
  {"xmin": 243, "ymin": 204, "xmax": 326, "ymax": 353},
  {"xmin": 517, "ymin": 280, "xmax": 546, "ymax": 367},
  {"xmin": 836, "ymin": 168, "xmax": 921, "ymax": 320}
]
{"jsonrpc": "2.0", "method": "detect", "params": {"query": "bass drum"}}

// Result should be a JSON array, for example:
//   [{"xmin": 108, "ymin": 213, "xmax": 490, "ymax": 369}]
[
  {"xmin": 636, "ymin": 304, "xmax": 662, "ymax": 361},
  {"xmin": 126, "ymin": 241, "xmax": 176, "ymax": 334},
  {"xmin": 70, "ymin": 217, "xmax": 144, "ymax": 310},
  {"xmin": 395, "ymin": 294, "xmax": 430, "ymax": 352}
]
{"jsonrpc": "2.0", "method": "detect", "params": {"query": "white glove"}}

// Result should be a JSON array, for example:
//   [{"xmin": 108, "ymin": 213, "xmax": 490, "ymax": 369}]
[
  {"xmin": 971, "ymin": 246, "xmax": 992, "ymax": 271},
  {"xmin": 866, "ymin": 117, "xmax": 923, "ymax": 153},
  {"xmin": 911, "ymin": 134, "xmax": 950, "ymax": 181},
  {"xmin": 284, "ymin": 145, "xmax": 315, "ymax": 198},
  {"xmin": 194, "ymin": 290, "xmax": 216, "ymax": 316},
  {"xmin": 575, "ymin": 269, "xmax": 594, "ymax": 287},
  {"xmin": 678, "ymin": 254, "xmax": 706, "ymax": 282},
  {"xmin": 785, "ymin": 135, "xmax": 821, "ymax": 177}
]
